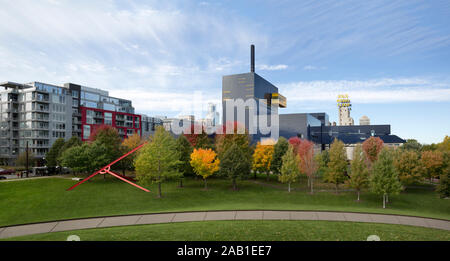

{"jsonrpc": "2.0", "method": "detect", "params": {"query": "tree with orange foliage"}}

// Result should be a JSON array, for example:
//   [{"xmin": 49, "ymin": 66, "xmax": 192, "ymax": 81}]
[
  {"xmin": 297, "ymin": 139, "xmax": 318, "ymax": 194},
  {"xmin": 252, "ymin": 142, "xmax": 274, "ymax": 181},
  {"xmin": 190, "ymin": 148, "xmax": 220, "ymax": 189},
  {"xmin": 421, "ymin": 150, "xmax": 444, "ymax": 183},
  {"xmin": 393, "ymin": 150, "xmax": 424, "ymax": 185},
  {"xmin": 362, "ymin": 136, "xmax": 384, "ymax": 167},
  {"xmin": 120, "ymin": 133, "xmax": 144, "ymax": 175}
]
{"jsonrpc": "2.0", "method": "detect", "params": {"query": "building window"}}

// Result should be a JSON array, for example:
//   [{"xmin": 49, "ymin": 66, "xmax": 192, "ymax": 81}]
[
  {"xmin": 83, "ymin": 125, "xmax": 90, "ymax": 140},
  {"xmin": 134, "ymin": 117, "xmax": 140, "ymax": 128},
  {"xmin": 104, "ymin": 112, "xmax": 112, "ymax": 125},
  {"xmin": 104, "ymin": 103, "xmax": 115, "ymax": 111}
]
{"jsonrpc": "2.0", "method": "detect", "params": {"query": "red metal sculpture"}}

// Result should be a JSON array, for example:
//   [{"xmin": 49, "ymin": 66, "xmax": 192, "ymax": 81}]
[{"xmin": 67, "ymin": 142, "xmax": 149, "ymax": 192}]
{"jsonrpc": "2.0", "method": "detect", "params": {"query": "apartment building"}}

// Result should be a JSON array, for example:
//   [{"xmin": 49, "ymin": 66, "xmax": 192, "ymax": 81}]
[{"xmin": 0, "ymin": 81, "xmax": 161, "ymax": 165}]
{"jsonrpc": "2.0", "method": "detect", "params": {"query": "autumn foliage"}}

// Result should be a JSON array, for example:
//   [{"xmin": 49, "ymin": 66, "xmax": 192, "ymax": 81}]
[
  {"xmin": 393, "ymin": 150, "xmax": 424, "ymax": 185},
  {"xmin": 362, "ymin": 136, "xmax": 384, "ymax": 164},
  {"xmin": 252, "ymin": 142, "xmax": 274, "ymax": 180},
  {"xmin": 183, "ymin": 124, "xmax": 211, "ymax": 149},
  {"xmin": 421, "ymin": 150, "xmax": 444, "ymax": 181},
  {"xmin": 190, "ymin": 148, "xmax": 220, "ymax": 189}
]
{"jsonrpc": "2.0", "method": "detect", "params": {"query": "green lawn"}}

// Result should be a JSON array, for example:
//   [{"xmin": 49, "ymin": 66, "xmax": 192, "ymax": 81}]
[
  {"xmin": 0, "ymin": 175, "xmax": 449, "ymax": 227},
  {"xmin": 5, "ymin": 220, "xmax": 450, "ymax": 241}
]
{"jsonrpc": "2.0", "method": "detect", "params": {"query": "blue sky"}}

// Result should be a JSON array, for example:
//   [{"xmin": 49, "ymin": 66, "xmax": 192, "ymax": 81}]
[{"xmin": 0, "ymin": 0, "xmax": 449, "ymax": 144}]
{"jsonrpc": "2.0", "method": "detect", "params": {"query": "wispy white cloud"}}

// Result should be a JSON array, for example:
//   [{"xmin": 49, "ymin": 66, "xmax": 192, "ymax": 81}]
[
  {"xmin": 279, "ymin": 78, "xmax": 450, "ymax": 104},
  {"xmin": 257, "ymin": 64, "xmax": 288, "ymax": 71},
  {"xmin": 303, "ymin": 65, "xmax": 326, "ymax": 71}
]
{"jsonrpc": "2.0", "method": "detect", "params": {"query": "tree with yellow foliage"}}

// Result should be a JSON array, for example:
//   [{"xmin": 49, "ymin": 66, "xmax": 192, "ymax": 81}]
[
  {"xmin": 252, "ymin": 142, "xmax": 274, "ymax": 181},
  {"xmin": 190, "ymin": 148, "xmax": 220, "ymax": 190}
]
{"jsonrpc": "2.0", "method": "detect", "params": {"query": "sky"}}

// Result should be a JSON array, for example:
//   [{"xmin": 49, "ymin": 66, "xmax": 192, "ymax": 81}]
[{"xmin": 0, "ymin": 0, "xmax": 449, "ymax": 144}]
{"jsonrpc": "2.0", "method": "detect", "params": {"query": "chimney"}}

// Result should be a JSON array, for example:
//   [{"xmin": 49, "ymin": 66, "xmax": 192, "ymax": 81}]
[{"xmin": 251, "ymin": 44, "xmax": 255, "ymax": 72}]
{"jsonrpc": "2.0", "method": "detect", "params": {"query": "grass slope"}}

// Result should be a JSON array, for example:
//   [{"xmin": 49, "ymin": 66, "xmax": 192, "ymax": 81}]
[
  {"xmin": 0, "ymin": 176, "xmax": 449, "ymax": 227},
  {"xmin": 5, "ymin": 220, "xmax": 450, "ymax": 241}
]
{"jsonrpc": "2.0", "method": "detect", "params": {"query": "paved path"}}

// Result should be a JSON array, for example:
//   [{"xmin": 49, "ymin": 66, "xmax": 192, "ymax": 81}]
[{"xmin": 0, "ymin": 211, "xmax": 449, "ymax": 239}]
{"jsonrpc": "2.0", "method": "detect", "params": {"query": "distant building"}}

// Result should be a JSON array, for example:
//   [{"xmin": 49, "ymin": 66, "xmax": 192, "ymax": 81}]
[
  {"xmin": 140, "ymin": 114, "xmax": 163, "ymax": 139},
  {"xmin": 205, "ymin": 103, "xmax": 220, "ymax": 127},
  {"xmin": 337, "ymin": 94, "xmax": 354, "ymax": 126},
  {"xmin": 359, "ymin": 115, "xmax": 370, "ymax": 125},
  {"xmin": 278, "ymin": 112, "xmax": 405, "ymax": 159},
  {"xmin": 222, "ymin": 45, "xmax": 286, "ymax": 141},
  {"xmin": 0, "ymin": 81, "xmax": 157, "ymax": 165}
]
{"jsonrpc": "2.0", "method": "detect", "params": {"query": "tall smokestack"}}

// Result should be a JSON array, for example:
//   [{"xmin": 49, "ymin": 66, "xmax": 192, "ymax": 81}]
[{"xmin": 251, "ymin": 44, "xmax": 255, "ymax": 73}]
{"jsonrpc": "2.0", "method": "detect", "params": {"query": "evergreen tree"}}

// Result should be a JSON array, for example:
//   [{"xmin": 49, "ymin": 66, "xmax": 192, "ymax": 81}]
[
  {"xmin": 315, "ymin": 150, "xmax": 329, "ymax": 179},
  {"xmin": 220, "ymin": 143, "xmax": 251, "ymax": 190},
  {"xmin": 176, "ymin": 135, "xmax": 194, "ymax": 187},
  {"xmin": 436, "ymin": 166, "xmax": 450, "ymax": 199},
  {"xmin": 270, "ymin": 137, "xmax": 289, "ymax": 175},
  {"xmin": 45, "ymin": 138, "xmax": 65, "ymax": 168},
  {"xmin": 134, "ymin": 126, "xmax": 181, "ymax": 198},
  {"xmin": 370, "ymin": 148, "xmax": 403, "ymax": 208},
  {"xmin": 347, "ymin": 144, "xmax": 369, "ymax": 201},
  {"xmin": 215, "ymin": 122, "xmax": 252, "ymax": 177},
  {"xmin": 325, "ymin": 139, "xmax": 348, "ymax": 193},
  {"xmin": 279, "ymin": 145, "xmax": 300, "ymax": 192}
]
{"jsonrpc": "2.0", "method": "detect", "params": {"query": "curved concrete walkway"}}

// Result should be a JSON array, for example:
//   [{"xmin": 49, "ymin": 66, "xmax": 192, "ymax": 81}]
[{"xmin": 0, "ymin": 211, "xmax": 449, "ymax": 239}]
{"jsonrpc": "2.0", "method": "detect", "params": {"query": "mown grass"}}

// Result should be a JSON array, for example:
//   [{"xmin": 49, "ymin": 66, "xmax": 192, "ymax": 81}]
[
  {"xmin": 0, "ymin": 175, "xmax": 449, "ymax": 227},
  {"xmin": 5, "ymin": 220, "xmax": 450, "ymax": 241}
]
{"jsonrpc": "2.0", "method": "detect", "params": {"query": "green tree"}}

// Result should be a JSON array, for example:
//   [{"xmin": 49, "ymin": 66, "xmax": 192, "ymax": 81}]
[
  {"xmin": 134, "ymin": 126, "xmax": 180, "ymax": 198},
  {"xmin": 220, "ymin": 143, "xmax": 251, "ymax": 190},
  {"xmin": 45, "ymin": 138, "xmax": 65, "ymax": 168},
  {"xmin": 370, "ymin": 148, "xmax": 403, "ymax": 208},
  {"xmin": 401, "ymin": 139, "xmax": 423, "ymax": 152},
  {"xmin": 347, "ymin": 144, "xmax": 369, "ymax": 201},
  {"xmin": 436, "ymin": 166, "xmax": 450, "ymax": 199},
  {"xmin": 279, "ymin": 145, "xmax": 300, "ymax": 192},
  {"xmin": 422, "ymin": 143, "xmax": 438, "ymax": 151},
  {"xmin": 89, "ymin": 125, "xmax": 122, "ymax": 176},
  {"xmin": 88, "ymin": 142, "xmax": 112, "ymax": 174},
  {"xmin": 315, "ymin": 150, "xmax": 329, "ymax": 178},
  {"xmin": 176, "ymin": 135, "xmax": 194, "ymax": 187},
  {"xmin": 60, "ymin": 136, "xmax": 82, "ymax": 154},
  {"xmin": 215, "ymin": 122, "xmax": 252, "ymax": 177},
  {"xmin": 271, "ymin": 137, "xmax": 289, "ymax": 175},
  {"xmin": 60, "ymin": 143, "xmax": 91, "ymax": 174},
  {"xmin": 325, "ymin": 139, "xmax": 348, "ymax": 193}
]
